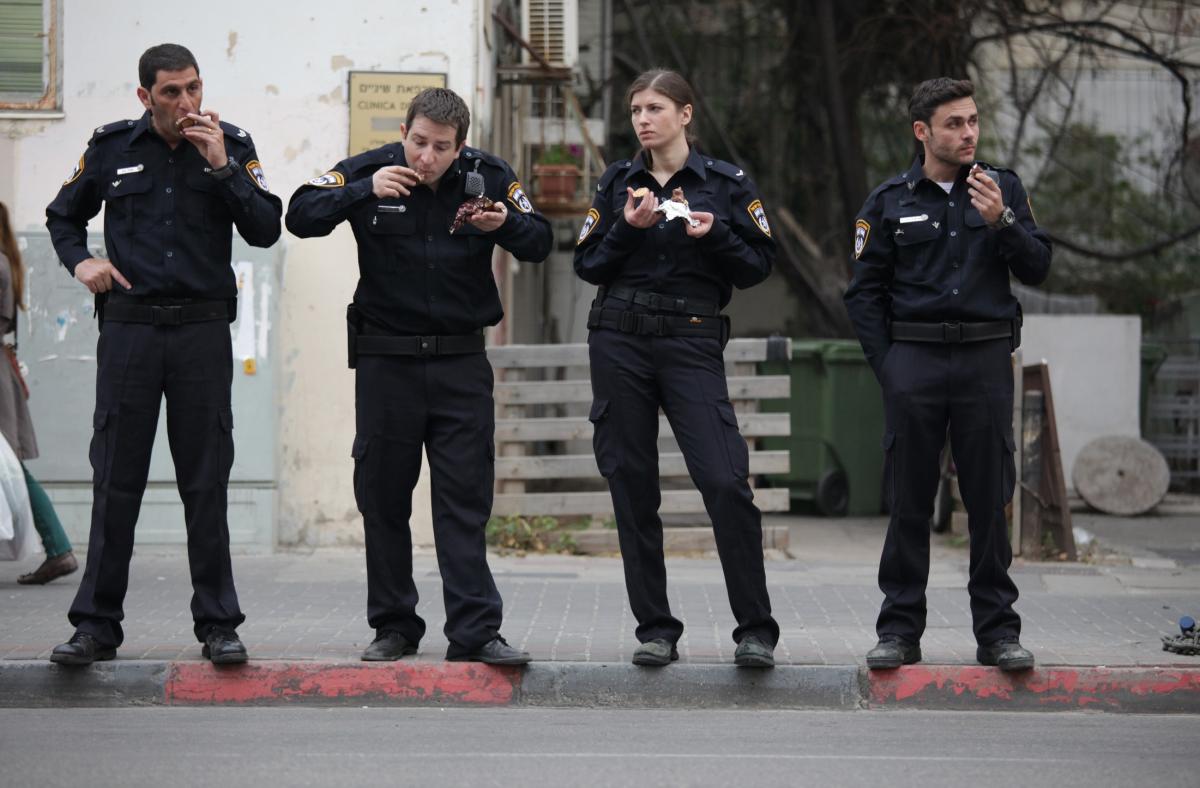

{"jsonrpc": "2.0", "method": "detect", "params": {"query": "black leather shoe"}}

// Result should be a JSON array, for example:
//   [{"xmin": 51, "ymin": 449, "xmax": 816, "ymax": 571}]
[
  {"xmin": 866, "ymin": 638, "xmax": 921, "ymax": 669},
  {"xmin": 361, "ymin": 631, "xmax": 417, "ymax": 661},
  {"xmin": 977, "ymin": 639, "xmax": 1035, "ymax": 671},
  {"xmin": 447, "ymin": 637, "xmax": 531, "ymax": 665},
  {"xmin": 50, "ymin": 632, "xmax": 116, "ymax": 666},
  {"xmin": 632, "ymin": 638, "xmax": 679, "ymax": 666},
  {"xmin": 734, "ymin": 635, "xmax": 775, "ymax": 668},
  {"xmin": 202, "ymin": 628, "xmax": 248, "ymax": 665}
]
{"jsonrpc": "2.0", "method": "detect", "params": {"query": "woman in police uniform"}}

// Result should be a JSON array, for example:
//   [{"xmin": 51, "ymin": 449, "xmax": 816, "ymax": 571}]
[{"xmin": 574, "ymin": 69, "xmax": 779, "ymax": 668}]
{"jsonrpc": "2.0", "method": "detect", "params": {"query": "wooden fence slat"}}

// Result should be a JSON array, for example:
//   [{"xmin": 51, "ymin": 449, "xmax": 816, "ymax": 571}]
[
  {"xmin": 496, "ymin": 450, "xmax": 789, "ymax": 480},
  {"xmin": 492, "ymin": 488, "xmax": 791, "ymax": 516},
  {"xmin": 487, "ymin": 337, "xmax": 782, "ymax": 368},
  {"xmin": 495, "ymin": 375, "xmax": 789, "ymax": 405},
  {"xmin": 493, "ymin": 413, "xmax": 791, "ymax": 442}
]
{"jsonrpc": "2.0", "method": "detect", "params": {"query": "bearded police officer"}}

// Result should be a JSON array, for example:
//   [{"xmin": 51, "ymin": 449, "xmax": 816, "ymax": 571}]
[
  {"xmin": 45, "ymin": 44, "xmax": 282, "ymax": 665},
  {"xmin": 844, "ymin": 77, "xmax": 1051, "ymax": 672},
  {"xmin": 286, "ymin": 88, "xmax": 551, "ymax": 665}
]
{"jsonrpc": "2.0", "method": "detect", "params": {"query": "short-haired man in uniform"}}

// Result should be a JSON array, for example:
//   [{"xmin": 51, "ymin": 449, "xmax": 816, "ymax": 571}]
[
  {"xmin": 286, "ymin": 88, "xmax": 551, "ymax": 665},
  {"xmin": 45, "ymin": 43, "xmax": 282, "ymax": 665},
  {"xmin": 844, "ymin": 77, "xmax": 1051, "ymax": 671}
]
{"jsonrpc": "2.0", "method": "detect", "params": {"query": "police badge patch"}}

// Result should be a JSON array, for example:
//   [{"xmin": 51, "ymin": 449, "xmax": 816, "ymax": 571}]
[
  {"xmin": 746, "ymin": 200, "xmax": 771, "ymax": 237},
  {"xmin": 507, "ymin": 182, "xmax": 534, "ymax": 214},
  {"xmin": 64, "ymin": 154, "xmax": 85, "ymax": 186},
  {"xmin": 854, "ymin": 219, "xmax": 871, "ymax": 259},
  {"xmin": 308, "ymin": 171, "xmax": 345, "ymax": 188},
  {"xmin": 577, "ymin": 208, "xmax": 600, "ymax": 245},
  {"xmin": 244, "ymin": 160, "xmax": 270, "ymax": 192}
]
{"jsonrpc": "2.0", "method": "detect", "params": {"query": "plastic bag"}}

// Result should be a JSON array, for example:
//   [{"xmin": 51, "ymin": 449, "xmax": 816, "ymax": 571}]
[{"xmin": 0, "ymin": 435, "xmax": 35, "ymax": 560}]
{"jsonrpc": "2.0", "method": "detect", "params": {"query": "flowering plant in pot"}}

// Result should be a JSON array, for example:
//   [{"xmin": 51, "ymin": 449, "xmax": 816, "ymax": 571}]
[{"xmin": 533, "ymin": 144, "xmax": 582, "ymax": 202}]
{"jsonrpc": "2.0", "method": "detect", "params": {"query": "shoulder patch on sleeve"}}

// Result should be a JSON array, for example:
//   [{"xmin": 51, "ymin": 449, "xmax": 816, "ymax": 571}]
[
  {"xmin": 219, "ymin": 121, "xmax": 251, "ymax": 142},
  {"xmin": 307, "ymin": 170, "xmax": 346, "ymax": 188},
  {"xmin": 706, "ymin": 158, "xmax": 745, "ymax": 181},
  {"xmin": 746, "ymin": 199, "xmax": 771, "ymax": 237},
  {"xmin": 63, "ymin": 152, "xmax": 86, "ymax": 186},
  {"xmin": 91, "ymin": 120, "xmax": 134, "ymax": 140},
  {"xmin": 507, "ymin": 181, "xmax": 534, "ymax": 214},
  {"xmin": 577, "ymin": 208, "xmax": 600, "ymax": 245},
  {"xmin": 244, "ymin": 159, "xmax": 270, "ymax": 192},
  {"xmin": 854, "ymin": 219, "xmax": 871, "ymax": 259}
]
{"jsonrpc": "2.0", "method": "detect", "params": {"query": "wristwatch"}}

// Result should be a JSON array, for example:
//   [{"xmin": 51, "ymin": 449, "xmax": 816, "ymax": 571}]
[
  {"xmin": 209, "ymin": 158, "xmax": 238, "ymax": 181},
  {"xmin": 992, "ymin": 205, "xmax": 1016, "ymax": 230}
]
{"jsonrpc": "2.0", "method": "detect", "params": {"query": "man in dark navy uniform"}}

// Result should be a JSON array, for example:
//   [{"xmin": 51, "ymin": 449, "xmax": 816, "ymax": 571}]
[
  {"xmin": 286, "ymin": 88, "xmax": 551, "ymax": 665},
  {"xmin": 45, "ymin": 44, "xmax": 281, "ymax": 665},
  {"xmin": 845, "ymin": 77, "xmax": 1051, "ymax": 672}
]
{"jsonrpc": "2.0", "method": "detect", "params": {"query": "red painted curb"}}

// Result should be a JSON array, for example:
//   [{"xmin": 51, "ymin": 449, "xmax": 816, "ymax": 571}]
[
  {"xmin": 867, "ymin": 666, "xmax": 1200, "ymax": 712},
  {"xmin": 164, "ymin": 661, "xmax": 521, "ymax": 706}
]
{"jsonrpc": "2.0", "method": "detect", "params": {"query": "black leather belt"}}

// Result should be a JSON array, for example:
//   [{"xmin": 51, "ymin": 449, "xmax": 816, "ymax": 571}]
[
  {"xmin": 587, "ymin": 306, "xmax": 725, "ymax": 340},
  {"xmin": 356, "ymin": 333, "xmax": 485, "ymax": 357},
  {"xmin": 890, "ymin": 320, "xmax": 1013, "ymax": 344},
  {"xmin": 101, "ymin": 296, "xmax": 234, "ymax": 325},
  {"xmin": 598, "ymin": 285, "xmax": 720, "ymax": 317}
]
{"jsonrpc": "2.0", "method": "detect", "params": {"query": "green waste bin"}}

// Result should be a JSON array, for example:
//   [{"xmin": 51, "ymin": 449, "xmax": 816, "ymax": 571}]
[
  {"xmin": 760, "ymin": 339, "xmax": 885, "ymax": 516},
  {"xmin": 1140, "ymin": 341, "xmax": 1168, "ymax": 436}
]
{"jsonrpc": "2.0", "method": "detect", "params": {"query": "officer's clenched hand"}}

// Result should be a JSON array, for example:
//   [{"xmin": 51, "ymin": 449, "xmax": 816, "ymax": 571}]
[
  {"xmin": 623, "ymin": 187, "xmax": 659, "ymax": 229},
  {"xmin": 180, "ymin": 111, "xmax": 228, "ymax": 169},
  {"xmin": 74, "ymin": 258, "xmax": 133, "ymax": 294},
  {"xmin": 372, "ymin": 166, "xmax": 421, "ymax": 199},
  {"xmin": 467, "ymin": 201, "xmax": 508, "ymax": 233},
  {"xmin": 967, "ymin": 166, "xmax": 1003, "ymax": 225},
  {"xmin": 684, "ymin": 211, "xmax": 714, "ymax": 238}
]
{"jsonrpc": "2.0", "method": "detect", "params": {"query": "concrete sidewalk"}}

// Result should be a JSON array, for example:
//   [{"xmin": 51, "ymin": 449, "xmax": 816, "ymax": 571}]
[{"xmin": 2, "ymin": 515, "xmax": 1198, "ymax": 712}]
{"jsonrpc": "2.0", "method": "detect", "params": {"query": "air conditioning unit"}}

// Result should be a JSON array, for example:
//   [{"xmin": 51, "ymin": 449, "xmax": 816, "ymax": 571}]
[{"xmin": 521, "ymin": 0, "xmax": 579, "ymax": 68}]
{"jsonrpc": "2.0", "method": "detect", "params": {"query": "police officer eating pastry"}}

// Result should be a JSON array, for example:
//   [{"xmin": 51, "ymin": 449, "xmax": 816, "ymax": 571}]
[
  {"xmin": 575, "ymin": 69, "xmax": 779, "ymax": 668},
  {"xmin": 844, "ymin": 77, "xmax": 1051, "ymax": 672},
  {"xmin": 286, "ymin": 87, "xmax": 551, "ymax": 665},
  {"xmin": 45, "ymin": 43, "xmax": 282, "ymax": 665}
]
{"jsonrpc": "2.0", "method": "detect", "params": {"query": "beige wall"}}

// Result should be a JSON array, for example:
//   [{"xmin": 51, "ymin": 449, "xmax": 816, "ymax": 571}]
[{"xmin": 2, "ymin": 0, "xmax": 497, "ymax": 546}]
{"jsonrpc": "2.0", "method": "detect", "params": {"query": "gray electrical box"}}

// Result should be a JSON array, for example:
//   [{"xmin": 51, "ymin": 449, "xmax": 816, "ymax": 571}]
[{"xmin": 18, "ymin": 231, "xmax": 280, "ymax": 550}]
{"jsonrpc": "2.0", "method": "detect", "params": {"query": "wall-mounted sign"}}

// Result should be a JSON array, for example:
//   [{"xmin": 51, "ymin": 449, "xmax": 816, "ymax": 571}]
[{"xmin": 348, "ymin": 71, "xmax": 448, "ymax": 156}]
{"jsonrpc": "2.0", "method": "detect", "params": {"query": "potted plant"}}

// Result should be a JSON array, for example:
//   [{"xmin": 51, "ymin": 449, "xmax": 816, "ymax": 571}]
[{"xmin": 532, "ymin": 144, "xmax": 582, "ymax": 203}]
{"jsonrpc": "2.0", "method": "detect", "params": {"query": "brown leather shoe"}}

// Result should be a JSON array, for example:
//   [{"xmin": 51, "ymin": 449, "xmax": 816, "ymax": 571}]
[{"xmin": 18, "ymin": 551, "xmax": 79, "ymax": 585}]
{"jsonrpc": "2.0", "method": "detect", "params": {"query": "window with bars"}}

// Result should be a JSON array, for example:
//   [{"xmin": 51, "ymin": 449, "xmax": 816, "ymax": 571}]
[{"xmin": 0, "ymin": 0, "xmax": 60, "ymax": 110}]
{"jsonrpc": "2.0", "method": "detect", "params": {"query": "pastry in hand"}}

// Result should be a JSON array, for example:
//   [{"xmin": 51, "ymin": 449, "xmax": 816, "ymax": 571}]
[{"xmin": 450, "ymin": 196, "xmax": 503, "ymax": 233}]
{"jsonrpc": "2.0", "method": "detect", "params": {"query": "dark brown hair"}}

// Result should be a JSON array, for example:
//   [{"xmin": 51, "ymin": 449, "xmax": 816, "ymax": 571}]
[
  {"xmin": 405, "ymin": 88, "xmax": 471, "ymax": 146},
  {"xmin": 908, "ymin": 78, "xmax": 975, "ymax": 125},
  {"xmin": 0, "ymin": 202, "xmax": 26, "ymax": 312},
  {"xmin": 625, "ymin": 69, "xmax": 696, "ymax": 167}
]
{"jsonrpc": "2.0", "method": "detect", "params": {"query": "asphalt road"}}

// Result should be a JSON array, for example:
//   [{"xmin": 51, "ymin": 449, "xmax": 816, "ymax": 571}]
[{"xmin": 2, "ymin": 707, "xmax": 1196, "ymax": 787}]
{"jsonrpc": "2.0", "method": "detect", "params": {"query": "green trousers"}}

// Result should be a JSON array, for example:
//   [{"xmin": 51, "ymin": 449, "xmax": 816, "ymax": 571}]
[{"xmin": 22, "ymin": 464, "xmax": 71, "ymax": 557}]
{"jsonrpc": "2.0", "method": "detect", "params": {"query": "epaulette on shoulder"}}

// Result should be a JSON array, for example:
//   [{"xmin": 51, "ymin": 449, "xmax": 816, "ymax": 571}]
[
  {"xmin": 91, "ymin": 120, "xmax": 135, "ymax": 141},
  {"xmin": 219, "ymin": 121, "xmax": 253, "ymax": 144},
  {"xmin": 597, "ymin": 160, "xmax": 632, "ymax": 192},
  {"xmin": 343, "ymin": 144, "xmax": 399, "ymax": 175},
  {"xmin": 460, "ymin": 147, "xmax": 505, "ymax": 169},
  {"xmin": 703, "ymin": 157, "xmax": 746, "ymax": 181},
  {"xmin": 870, "ymin": 173, "xmax": 908, "ymax": 199}
]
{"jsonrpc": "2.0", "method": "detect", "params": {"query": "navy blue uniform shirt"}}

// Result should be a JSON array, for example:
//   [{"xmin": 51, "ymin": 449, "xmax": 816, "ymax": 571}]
[
  {"xmin": 844, "ymin": 156, "xmax": 1052, "ymax": 374},
  {"xmin": 285, "ymin": 144, "xmax": 552, "ymax": 336},
  {"xmin": 45, "ymin": 110, "xmax": 283, "ymax": 299},
  {"xmin": 573, "ymin": 147, "xmax": 775, "ymax": 307}
]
